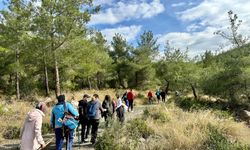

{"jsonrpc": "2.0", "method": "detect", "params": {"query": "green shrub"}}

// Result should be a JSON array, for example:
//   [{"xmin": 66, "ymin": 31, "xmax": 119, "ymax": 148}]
[
  {"xmin": 137, "ymin": 93, "xmax": 145, "ymax": 99},
  {"xmin": 127, "ymin": 118, "xmax": 154, "ymax": 139},
  {"xmin": 205, "ymin": 125, "xmax": 249, "ymax": 150},
  {"xmin": 95, "ymin": 130, "xmax": 120, "ymax": 150},
  {"xmin": 3, "ymin": 126, "xmax": 20, "ymax": 139}
]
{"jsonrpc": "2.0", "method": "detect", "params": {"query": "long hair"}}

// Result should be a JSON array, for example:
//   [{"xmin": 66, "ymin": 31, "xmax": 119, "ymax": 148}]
[{"xmin": 104, "ymin": 95, "xmax": 111, "ymax": 102}]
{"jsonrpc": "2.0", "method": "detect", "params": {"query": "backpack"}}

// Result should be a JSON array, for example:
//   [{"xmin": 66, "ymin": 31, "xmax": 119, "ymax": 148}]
[
  {"xmin": 87, "ymin": 102, "xmax": 97, "ymax": 119},
  {"xmin": 62, "ymin": 103, "xmax": 79, "ymax": 130}
]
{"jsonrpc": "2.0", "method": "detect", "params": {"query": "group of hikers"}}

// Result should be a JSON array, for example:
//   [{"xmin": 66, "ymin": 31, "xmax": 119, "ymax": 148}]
[
  {"xmin": 19, "ymin": 89, "xmax": 135, "ymax": 150},
  {"xmin": 147, "ymin": 89, "xmax": 167, "ymax": 104}
]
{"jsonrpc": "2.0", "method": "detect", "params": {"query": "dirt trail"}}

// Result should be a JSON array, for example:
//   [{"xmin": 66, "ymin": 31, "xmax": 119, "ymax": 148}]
[{"xmin": 0, "ymin": 105, "xmax": 152, "ymax": 150}]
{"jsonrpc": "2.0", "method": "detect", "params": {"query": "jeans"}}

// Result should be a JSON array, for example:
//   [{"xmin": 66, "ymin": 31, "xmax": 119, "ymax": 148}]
[
  {"xmin": 55, "ymin": 128, "xmax": 74, "ymax": 150},
  {"xmin": 65, "ymin": 129, "xmax": 74, "ymax": 150},
  {"xmin": 89, "ymin": 119, "xmax": 100, "ymax": 144},
  {"xmin": 80, "ymin": 119, "xmax": 90, "ymax": 142}
]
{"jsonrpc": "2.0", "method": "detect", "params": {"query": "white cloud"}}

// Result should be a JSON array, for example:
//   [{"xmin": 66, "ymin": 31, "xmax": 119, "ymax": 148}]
[
  {"xmin": 158, "ymin": 0, "xmax": 250, "ymax": 57},
  {"xmin": 157, "ymin": 27, "xmax": 228, "ymax": 57},
  {"xmin": 101, "ymin": 25, "xmax": 142, "ymax": 43},
  {"xmin": 186, "ymin": 24, "xmax": 202, "ymax": 32},
  {"xmin": 89, "ymin": 0, "xmax": 165, "ymax": 25},
  {"xmin": 93, "ymin": 0, "xmax": 114, "ymax": 6},
  {"xmin": 171, "ymin": 2, "xmax": 186, "ymax": 7}
]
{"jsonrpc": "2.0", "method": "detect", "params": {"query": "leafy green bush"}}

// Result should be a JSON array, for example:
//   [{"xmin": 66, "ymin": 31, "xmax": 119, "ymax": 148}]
[
  {"xmin": 127, "ymin": 118, "xmax": 154, "ymax": 139},
  {"xmin": 3, "ymin": 126, "xmax": 20, "ymax": 139},
  {"xmin": 95, "ymin": 130, "xmax": 120, "ymax": 150},
  {"xmin": 205, "ymin": 125, "xmax": 249, "ymax": 150}
]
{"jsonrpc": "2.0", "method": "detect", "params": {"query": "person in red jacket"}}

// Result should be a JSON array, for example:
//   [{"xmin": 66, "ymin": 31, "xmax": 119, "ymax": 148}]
[
  {"xmin": 127, "ymin": 89, "xmax": 134, "ymax": 112},
  {"xmin": 147, "ymin": 91, "xmax": 153, "ymax": 104}
]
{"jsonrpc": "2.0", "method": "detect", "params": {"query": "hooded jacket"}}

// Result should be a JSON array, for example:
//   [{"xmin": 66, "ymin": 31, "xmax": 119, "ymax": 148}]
[{"xmin": 20, "ymin": 109, "xmax": 45, "ymax": 150}]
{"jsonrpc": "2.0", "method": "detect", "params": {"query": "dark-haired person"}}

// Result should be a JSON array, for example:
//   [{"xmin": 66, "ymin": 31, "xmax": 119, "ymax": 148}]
[
  {"xmin": 78, "ymin": 94, "xmax": 91, "ymax": 143},
  {"xmin": 50, "ymin": 95, "xmax": 79, "ymax": 150},
  {"xmin": 20, "ymin": 102, "xmax": 46, "ymax": 150},
  {"xmin": 127, "ymin": 89, "xmax": 135, "ymax": 112},
  {"xmin": 87, "ymin": 94, "xmax": 104, "ymax": 144},
  {"xmin": 102, "ymin": 95, "xmax": 114, "ymax": 126}
]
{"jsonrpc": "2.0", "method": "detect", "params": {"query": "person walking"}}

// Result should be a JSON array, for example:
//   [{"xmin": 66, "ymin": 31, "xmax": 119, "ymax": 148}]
[
  {"xmin": 116, "ymin": 94, "xmax": 127, "ymax": 123},
  {"xmin": 78, "ymin": 94, "xmax": 91, "ymax": 143},
  {"xmin": 155, "ymin": 89, "xmax": 161, "ymax": 103},
  {"xmin": 20, "ymin": 102, "xmax": 46, "ymax": 150},
  {"xmin": 87, "ymin": 94, "xmax": 104, "ymax": 145},
  {"xmin": 127, "ymin": 89, "xmax": 134, "ymax": 112},
  {"xmin": 160, "ymin": 90, "xmax": 166, "ymax": 103},
  {"xmin": 102, "ymin": 95, "xmax": 114, "ymax": 126},
  {"xmin": 50, "ymin": 95, "xmax": 79, "ymax": 150},
  {"xmin": 147, "ymin": 91, "xmax": 153, "ymax": 104}
]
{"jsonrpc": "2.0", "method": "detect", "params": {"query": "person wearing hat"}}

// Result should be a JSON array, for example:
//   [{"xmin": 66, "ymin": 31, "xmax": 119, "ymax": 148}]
[
  {"xmin": 78, "ymin": 94, "xmax": 91, "ymax": 143},
  {"xmin": 20, "ymin": 102, "xmax": 47, "ymax": 150},
  {"xmin": 50, "ymin": 95, "xmax": 79, "ymax": 150}
]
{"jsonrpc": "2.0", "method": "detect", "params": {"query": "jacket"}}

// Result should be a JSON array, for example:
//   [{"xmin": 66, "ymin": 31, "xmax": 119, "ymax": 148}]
[
  {"xmin": 87, "ymin": 99, "xmax": 103, "ymax": 120},
  {"xmin": 20, "ymin": 109, "xmax": 45, "ymax": 150},
  {"xmin": 127, "ymin": 91, "xmax": 134, "ymax": 101},
  {"xmin": 50, "ymin": 102, "xmax": 79, "ymax": 128}
]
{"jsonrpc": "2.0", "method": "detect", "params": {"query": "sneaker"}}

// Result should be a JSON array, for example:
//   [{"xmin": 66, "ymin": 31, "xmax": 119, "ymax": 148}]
[{"xmin": 83, "ymin": 139, "xmax": 89, "ymax": 143}]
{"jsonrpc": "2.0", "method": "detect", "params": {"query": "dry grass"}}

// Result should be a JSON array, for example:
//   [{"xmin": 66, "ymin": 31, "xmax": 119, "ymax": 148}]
[
  {"xmin": 0, "ymin": 89, "xmax": 146, "ymax": 143},
  {"xmin": 143, "ymin": 104, "xmax": 250, "ymax": 150}
]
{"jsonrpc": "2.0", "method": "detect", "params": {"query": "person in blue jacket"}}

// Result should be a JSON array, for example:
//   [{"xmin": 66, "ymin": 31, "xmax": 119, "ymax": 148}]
[{"xmin": 50, "ymin": 95, "xmax": 79, "ymax": 150}]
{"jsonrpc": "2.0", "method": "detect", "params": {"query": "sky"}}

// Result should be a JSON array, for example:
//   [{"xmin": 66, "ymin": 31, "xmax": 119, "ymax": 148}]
[
  {"xmin": 1, "ymin": 0, "xmax": 250, "ymax": 57},
  {"xmin": 89, "ymin": 0, "xmax": 250, "ymax": 56}
]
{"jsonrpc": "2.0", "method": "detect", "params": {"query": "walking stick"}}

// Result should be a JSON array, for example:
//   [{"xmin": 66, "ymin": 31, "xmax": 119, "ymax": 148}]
[
  {"xmin": 77, "ymin": 126, "xmax": 81, "ymax": 150},
  {"xmin": 37, "ymin": 137, "xmax": 54, "ymax": 150}
]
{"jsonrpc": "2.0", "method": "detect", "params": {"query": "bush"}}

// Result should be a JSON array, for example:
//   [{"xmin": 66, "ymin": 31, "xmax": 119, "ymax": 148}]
[
  {"xmin": 127, "ymin": 118, "xmax": 154, "ymax": 139},
  {"xmin": 205, "ymin": 125, "xmax": 249, "ymax": 150},
  {"xmin": 136, "ymin": 93, "xmax": 145, "ymax": 99},
  {"xmin": 95, "ymin": 130, "xmax": 120, "ymax": 150},
  {"xmin": 143, "ymin": 107, "xmax": 170, "ymax": 123},
  {"xmin": 3, "ymin": 126, "xmax": 20, "ymax": 139}
]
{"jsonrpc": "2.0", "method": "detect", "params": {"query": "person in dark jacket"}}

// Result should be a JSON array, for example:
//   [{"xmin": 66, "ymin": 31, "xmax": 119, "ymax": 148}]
[
  {"xmin": 78, "ymin": 94, "xmax": 91, "ymax": 143},
  {"xmin": 160, "ymin": 90, "xmax": 166, "ymax": 103},
  {"xmin": 102, "ymin": 95, "xmax": 113, "ymax": 126}
]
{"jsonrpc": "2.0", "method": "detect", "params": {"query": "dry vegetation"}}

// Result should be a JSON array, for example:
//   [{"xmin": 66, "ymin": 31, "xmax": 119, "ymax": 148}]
[
  {"xmin": 0, "ymin": 89, "xmax": 146, "ymax": 143},
  {"xmin": 96, "ymin": 103, "xmax": 250, "ymax": 150}
]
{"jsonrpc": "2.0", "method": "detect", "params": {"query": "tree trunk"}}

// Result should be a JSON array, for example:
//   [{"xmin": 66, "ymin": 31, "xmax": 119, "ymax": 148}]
[
  {"xmin": 191, "ymin": 84, "xmax": 197, "ymax": 100},
  {"xmin": 44, "ymin": 58, "xmax": 50, "ymax": 96},
  {"xmin": 54, "ymin": 52, "xmax": 60, "ymax": 97},
  {"xmin": 117, "ymin": 70, "xmax": 125, "ymax": 88},
  {"xmin": 135, "ymin": 71, "xmax": 138, "ymax": 88},
  {"xmin": 87, "ymin": 76, "xmax": 92, "ymax": 90},
  {"xmin": 15, "ymin": 49, "xmax": 20, "ymax": 100},
  {"xmin": 165, "ymin": 81, "xmax": 170, "ymax": 95}
]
